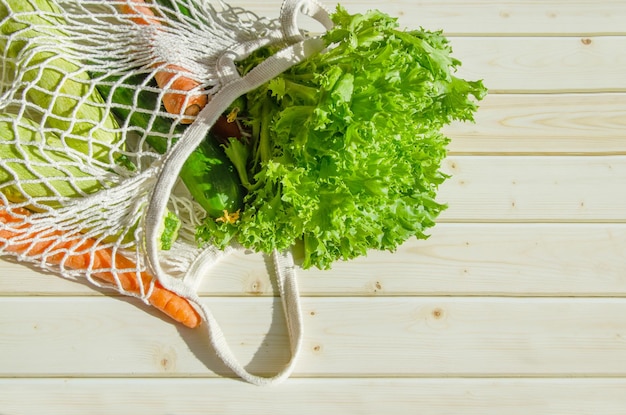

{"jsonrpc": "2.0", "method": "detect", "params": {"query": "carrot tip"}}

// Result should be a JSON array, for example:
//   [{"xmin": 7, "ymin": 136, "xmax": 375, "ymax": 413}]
[
  {"xmin": 185, "ymin": 104, "xmax": 202, "ymax": 117},
  {"xmin": 180, "ymin": 104, "xmax": 203, "ymax": 124}
]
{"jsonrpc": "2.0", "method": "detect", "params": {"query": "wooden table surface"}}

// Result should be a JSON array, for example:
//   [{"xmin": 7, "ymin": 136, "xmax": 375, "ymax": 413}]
[{"xmin": 2, "ymin": 1, "xmax": 626, "ymax": 413}]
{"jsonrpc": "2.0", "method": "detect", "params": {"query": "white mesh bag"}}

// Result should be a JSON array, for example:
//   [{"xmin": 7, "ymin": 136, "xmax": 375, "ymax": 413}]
[{"xmin": 0, "ymin": 0, "xmax": 334, "ymax": 385}]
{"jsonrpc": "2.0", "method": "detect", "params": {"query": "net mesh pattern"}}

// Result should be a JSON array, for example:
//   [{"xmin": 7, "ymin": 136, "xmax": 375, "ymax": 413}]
[{"xmin": 0, "ymin": 0, "xmax": 279, "ymax": 300}]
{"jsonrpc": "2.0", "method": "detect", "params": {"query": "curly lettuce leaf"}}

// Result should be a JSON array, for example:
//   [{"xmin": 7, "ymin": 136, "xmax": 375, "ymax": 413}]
[{"xmin": 198, "ymin": 6, "xmax": 487, "ymax": 269}]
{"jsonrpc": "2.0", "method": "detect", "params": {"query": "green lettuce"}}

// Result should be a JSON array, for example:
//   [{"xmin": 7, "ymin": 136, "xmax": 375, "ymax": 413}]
[{"xmin": 197, "ymin": 6, "xmax": 487, "ymax": 269}]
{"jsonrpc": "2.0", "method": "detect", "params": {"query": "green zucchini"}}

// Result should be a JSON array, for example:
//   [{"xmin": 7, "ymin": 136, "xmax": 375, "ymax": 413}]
[{"xmin": 96, "ymin": 76, "xmax": 244, "ymax": 219}]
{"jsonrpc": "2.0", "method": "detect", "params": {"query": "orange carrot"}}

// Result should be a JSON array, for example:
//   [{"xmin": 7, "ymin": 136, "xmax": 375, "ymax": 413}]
[
  {"xmin": 118, "ymin": 0, "xmax": 208, "ymax": 123},
  {"xmin": 153, "ymin": 64, "xmax": 208, "ymax": 122},
  {"xmin": 118, "ymin": 0, "xmax": 160, "ymax": 25},
  {"xmin": 0, "ymin": 206, "xmax": 201, "ymax": 328}
]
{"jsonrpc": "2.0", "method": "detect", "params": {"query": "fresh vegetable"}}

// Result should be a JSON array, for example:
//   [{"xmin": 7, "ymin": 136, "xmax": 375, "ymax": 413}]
[
  {"xmin": 0, "ymin": 0, "xmax": 194, "ymax": 325},
  {"xmin": 116, "ymin": 0, "xmax": 208, "ymax": 123},
  {"xmin": 0, "ymin": 205, "xmax": 200, "ymax": 328},
  {"xmin": 95, "ymin": 76, "xmax": 244, "ymax": 220},
  {"xmin": 153, "ymin": 0, "xmax": 193, "ymax": 19},
  {"xmin": 0, "ymin": 114, "xmax": 106, "ymax": 206},
  {"xmin": 0, "ymin": 112, "xmax": 181, "ymax": 250},
  {"xmin": 118, "ymin": 0, "xmax": 161, "ymax": 25},
  {"xmin": 198, "ymin": 7, "xmax": 488, "ymax": 269},
  {"xmin": 0, "ymin": 0, "xmax": 122, "ymax": 162}
]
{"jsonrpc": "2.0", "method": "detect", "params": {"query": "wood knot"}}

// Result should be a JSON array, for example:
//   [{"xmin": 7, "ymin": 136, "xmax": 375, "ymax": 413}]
[
  {"xmin": 432, "ymin": 308, "xmax": 445, "ymax": 319},
  {"xmin": 247, "ymin": 277, "xmax": 265, "ymax": 295},
  {"xmin": 367, "ymin": 280, "xmax": 384, "ymax": 293},
  {"xmin": 581, "ymin": 38, "xmax": 592, "ymax": 45},
  {"xmin": 154, "ymin": 346, "xmax": 177, "ymax": 372}
]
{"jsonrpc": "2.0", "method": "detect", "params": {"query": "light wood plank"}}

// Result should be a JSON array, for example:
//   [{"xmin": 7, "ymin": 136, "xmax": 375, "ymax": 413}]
[
  {"xmin": 438, "ymin": 156, "xmax": 626, "ymax": 222},
  {"xmin": 3, "ymin": 224, "xmax": 625, "ymax": 297},
  {"xmin": 224, "ymin": 4, "xmax": 626, "ymax": 92},
  {"xmin": 192, "ymin": 223, "xmax": 626, "ymax": 297},
  {"xmin": 445, "ymin": 93, "xmax": 626, "ymax": 155},
  {"xmin": 450, "ymin": 37, "xmax": 626, "ymax": 92},
  {"xmin": 0, "ymin": 258, "xmax": 88, "ymax": 295},
  {"xmin": 237, "ymin": 0, "xmax": 626, "ymax": 35},
  {"xmin": 2, "ymin": 297, "xmax": 626, "ymax": 377},
  {"xmin": 2, "ymin": 378, "xmax": 626, "ymax": 415}
]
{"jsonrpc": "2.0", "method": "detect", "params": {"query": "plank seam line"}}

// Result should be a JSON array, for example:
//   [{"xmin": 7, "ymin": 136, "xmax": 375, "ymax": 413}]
[
  {"xmin": 3, "ymin": 374, "xmax": 626, "ymax": 380},
  {"xmin": 3, "ymin": 294, "xmax": 626, "ymax": 300}
]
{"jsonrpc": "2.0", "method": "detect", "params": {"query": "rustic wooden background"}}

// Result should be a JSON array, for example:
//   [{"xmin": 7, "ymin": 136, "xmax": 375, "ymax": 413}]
[{"xmin": 2, "ymin": 0, "xmax": 626, "ymax": 413}]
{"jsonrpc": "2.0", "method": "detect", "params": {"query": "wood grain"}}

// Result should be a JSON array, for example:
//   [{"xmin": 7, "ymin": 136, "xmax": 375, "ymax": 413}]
[
  {"xmin": 438, "ymin": 156, "xmax": 626, "ymax": 222},
  {"xmin": 445, "ymin": 93, "xmax": 626, "ymax": 155},
  {"xmin": 241, "ymin": 0, "xmax": 626, "ymax": 35},
  {"xmin": 2, "ymin": 223, "xmax": 625, "ymax": 297},
  {"xmin": 3, "ymin": 378, "xmax": 626, "ymax": 415},
  {"xmin": 450, "ymin": 37, "xmax": 626, "ymax": 92},
  {"xmin": 2, "ymin": 296, "xmax": 626, "ymax": 377},
  {"xmin": 193, "ymin": 223, "xmax": 626, "ymax": 297}
]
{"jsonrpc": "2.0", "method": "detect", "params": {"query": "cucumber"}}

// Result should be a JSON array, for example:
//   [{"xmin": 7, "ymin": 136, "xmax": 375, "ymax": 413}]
[
  {"xmin": 153, "ymin": 0, "xmax": 192, "ymax": 19},
  {"xmin": 96, "ymin": 76, "xmax": 244, "ymax": 219}
]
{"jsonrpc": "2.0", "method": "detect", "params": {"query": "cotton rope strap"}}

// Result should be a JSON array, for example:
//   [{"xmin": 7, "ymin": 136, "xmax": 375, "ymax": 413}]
[{"xmin": 143, "ymin": 0, "xmax": 332, "ymax": 385}]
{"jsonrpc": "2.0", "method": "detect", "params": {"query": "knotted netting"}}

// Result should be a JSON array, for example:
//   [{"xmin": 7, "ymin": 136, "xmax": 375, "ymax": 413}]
[{"xmin": 0, "ymin": 0, "xmax": 334, "ymax": 385}]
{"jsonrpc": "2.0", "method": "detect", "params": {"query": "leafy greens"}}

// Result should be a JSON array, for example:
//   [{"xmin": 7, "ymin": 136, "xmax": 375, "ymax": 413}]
[{"xmin": 197, "ymin": 6, "xmax": 487, "ymax": 269}]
